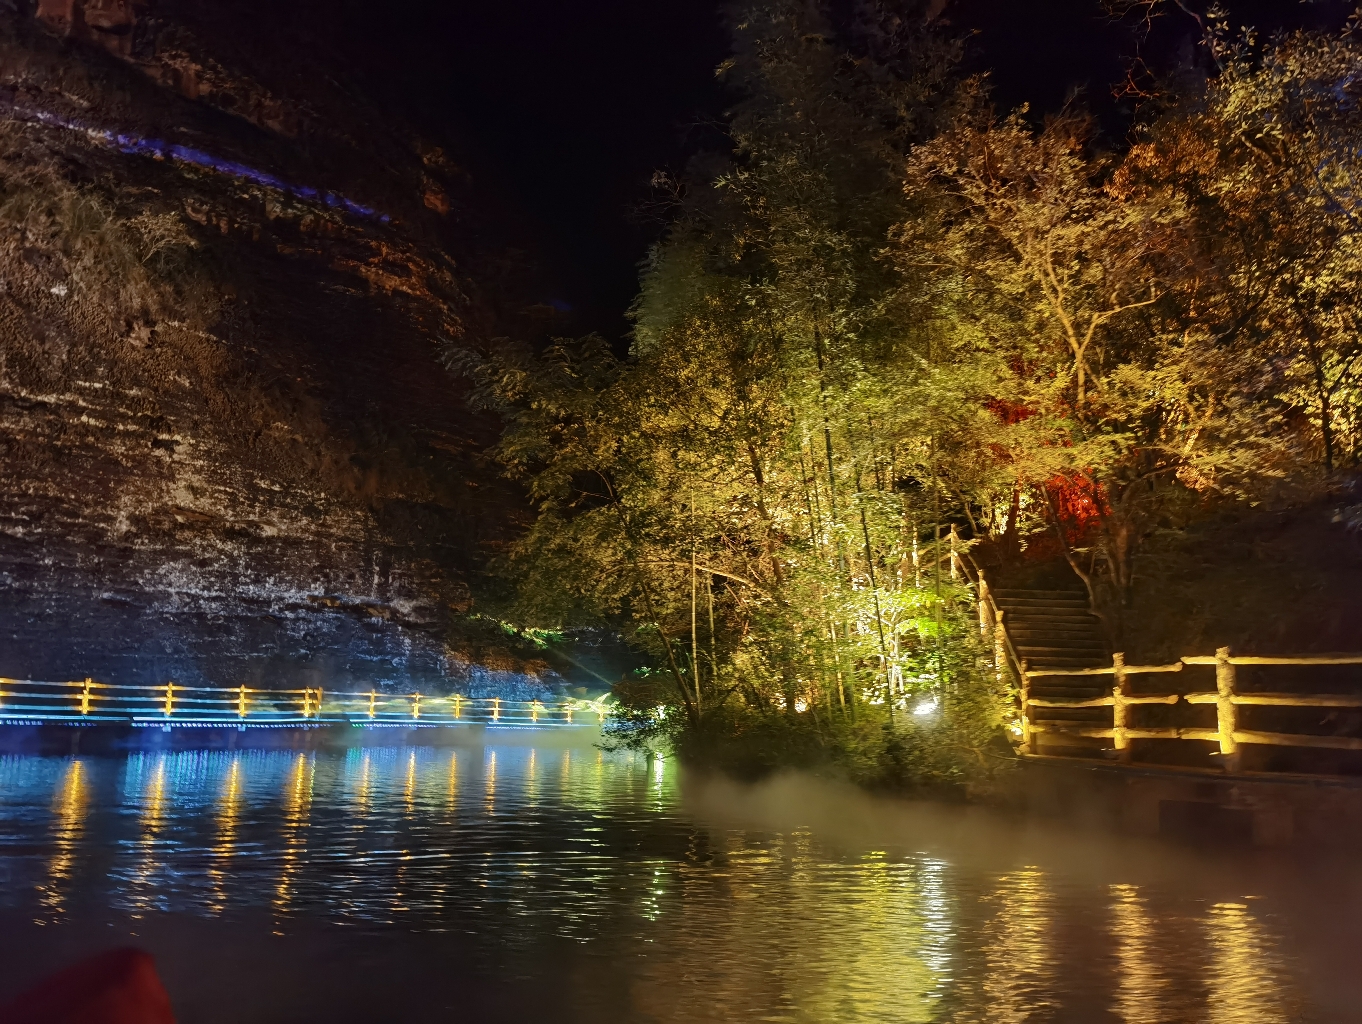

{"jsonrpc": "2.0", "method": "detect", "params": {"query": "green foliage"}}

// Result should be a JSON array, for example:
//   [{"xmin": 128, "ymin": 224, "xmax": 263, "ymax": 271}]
[{"xmin": 462, "ymin": 3, "xmax": 1362, "ymax": 793}]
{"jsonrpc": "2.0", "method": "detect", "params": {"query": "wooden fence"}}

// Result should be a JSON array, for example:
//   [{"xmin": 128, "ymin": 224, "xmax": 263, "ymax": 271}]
[
  {"xmin": 950, "ymin": 535, "xmax": 1362, "ymax": 774},
  {"xmin": 952, "ymin": 538, "xmax": 1027, "ymax": 686},
  {"xmin": 1020, "ymin": 649, "xmax": 1362, "ymax": 771}
]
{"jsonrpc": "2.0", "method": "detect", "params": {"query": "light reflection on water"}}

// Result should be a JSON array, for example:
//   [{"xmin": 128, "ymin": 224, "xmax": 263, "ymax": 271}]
[{"xmin": 0, "ymin": 747, "xmax": 1348, "ymax": 1022}]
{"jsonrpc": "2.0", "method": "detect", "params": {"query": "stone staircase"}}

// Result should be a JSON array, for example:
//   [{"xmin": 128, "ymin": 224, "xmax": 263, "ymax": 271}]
[{"xmin": 992, "ymin": 587, "xmax": 1111, "ymax": 743}]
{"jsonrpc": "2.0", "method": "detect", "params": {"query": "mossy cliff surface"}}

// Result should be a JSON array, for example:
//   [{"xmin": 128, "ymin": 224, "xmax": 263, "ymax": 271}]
[{"xmin": 0, "ymin": 2, "xmax": 554, "ymax": 694}]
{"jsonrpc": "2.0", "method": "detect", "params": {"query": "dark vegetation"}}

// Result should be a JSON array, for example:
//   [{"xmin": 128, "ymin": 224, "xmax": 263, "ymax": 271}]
[{"xmin": 463, "ymin": 0, "xmax": 1362, "ymax": 792}]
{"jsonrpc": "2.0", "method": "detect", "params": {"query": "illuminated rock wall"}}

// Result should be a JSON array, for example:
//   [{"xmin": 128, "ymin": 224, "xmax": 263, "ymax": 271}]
[{"xmin": 0, "ymin": 6, "xmax": 551, "ymax": 695}]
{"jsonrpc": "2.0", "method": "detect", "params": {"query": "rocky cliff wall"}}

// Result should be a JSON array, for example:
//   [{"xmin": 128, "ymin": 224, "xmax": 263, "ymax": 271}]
[{"xmin": 0, "ymin": 4, "xmax": 554, "ymax": 695}]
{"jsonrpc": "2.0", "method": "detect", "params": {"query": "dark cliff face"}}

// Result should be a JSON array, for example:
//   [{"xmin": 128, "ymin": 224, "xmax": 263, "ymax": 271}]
[{"xmin": 0, "ymin": 2, "xmax": 554, "ymax": 694}]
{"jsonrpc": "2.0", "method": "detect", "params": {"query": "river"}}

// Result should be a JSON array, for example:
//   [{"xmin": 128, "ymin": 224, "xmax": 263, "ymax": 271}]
[{"xmin": 0, "ymin": 741, "xmax": 1357, "ymax": 1022}]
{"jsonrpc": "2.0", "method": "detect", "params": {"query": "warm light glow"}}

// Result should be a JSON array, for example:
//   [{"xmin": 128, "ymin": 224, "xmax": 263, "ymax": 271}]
[
  {"xmin": 484, "ymin": 750, "xmax": 497, "ymax": 814},
  {"xmin": 913, "ymin": 699, "xmax": 937, "ymax": 716},
  {"xmin": 274, "ymin": 752, "xmax": 315, "ymax": 917},
  {"xmin": 446, "ymin": 751, "xmax": 459, "ymax": 810},
  {"xmin": 37, "ymin": 759, "xmax": 87, "ymax": 920},
  {"xmin": 129, "ymin": 754, "xmax": 168, "ymax": 915},
  {"xmin": 208, "ymin": 757, "xmax": 243, "ymax": 915},
  {"xmin": 979, "ymin": 868, "xmax": 1055, "ymax": 1021},
  {"xmin": 1204, "ymin": 901, "xmax": 1295, "ymax": 1022}
]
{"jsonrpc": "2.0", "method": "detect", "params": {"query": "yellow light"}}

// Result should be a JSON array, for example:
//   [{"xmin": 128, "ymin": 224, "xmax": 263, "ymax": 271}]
[
  {"xmin": 163, "ymin": 681, "xmax": 175, "ymax": 717},
  {"xmin": 368, "ymin": 690, "xmax": 377, "ymax": 719},
  {"xmin": 453, "ymin": 694, "xmax": 463, "ymax": 719},
  {"xmin": 411, "ymin": 692, "xmax": 421, "ymax": 720},
  {"xmin": 237, "ymin": 684, "xmax": 249, "ymax": 718},
  {"xmin": 38, "ymin": 759, "xmax": 87, "ymax": 920},
  {"xmin": 493, "ymin": 697, "xmax": 501, "ymax": 722},
  {"xmin": 79, "ymin": 677, "xmax": 92, "ymax": 716}
]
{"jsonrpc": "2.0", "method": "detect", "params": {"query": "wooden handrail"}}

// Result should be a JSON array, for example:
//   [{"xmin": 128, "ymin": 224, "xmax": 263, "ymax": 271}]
[
  {"xmin": 954, "ymin": 543, "xmax": 1026, "ymax": 683},
  {"xmin": 1024, "ymin": 646, "xmax": 1362, "ymax": 775},
  {"xmin": 1182, "ymin": 654, "xmax": 1362, "ymax": 666}
]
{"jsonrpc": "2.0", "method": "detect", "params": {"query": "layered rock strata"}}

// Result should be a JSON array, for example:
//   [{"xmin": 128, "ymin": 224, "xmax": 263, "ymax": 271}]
[{"xmin": 0, "ymin": 4, "xmax": 552, "ymax": 695}]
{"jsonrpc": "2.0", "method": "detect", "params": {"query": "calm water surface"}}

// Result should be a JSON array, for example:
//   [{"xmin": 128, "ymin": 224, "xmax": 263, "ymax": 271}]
[{"xmin": 0, "ymin": 743, "xmax": 1358, "ymax": 1022}]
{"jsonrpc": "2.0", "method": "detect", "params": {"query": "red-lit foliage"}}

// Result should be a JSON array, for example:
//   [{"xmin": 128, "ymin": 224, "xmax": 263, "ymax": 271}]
[{"xmin": 1047, "ymin": 473, "xmax": 1108, "ymax": 543}]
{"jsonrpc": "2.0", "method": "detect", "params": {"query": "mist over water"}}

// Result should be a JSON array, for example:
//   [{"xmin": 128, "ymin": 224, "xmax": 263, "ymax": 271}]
[{"xmin": 0, "ymin": 745, "xmax": 1356, "ymax": 1022}]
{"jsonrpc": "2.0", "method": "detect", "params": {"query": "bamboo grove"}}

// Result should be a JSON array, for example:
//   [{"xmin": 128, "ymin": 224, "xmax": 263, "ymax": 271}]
[{"xmin": 457, "ymin": 2, "xmax": 1362, "ymax": 787}]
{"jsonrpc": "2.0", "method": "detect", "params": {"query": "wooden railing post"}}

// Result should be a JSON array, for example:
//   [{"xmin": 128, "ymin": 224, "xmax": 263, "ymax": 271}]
[
  {"xmin": 949, "ymin": 524, "xmax": 959, "ymax": 580},
  {"xmin": 994, "ymin": 607, "xmax": 1009, "ymax": 685},
  {"xmin": 1019, "ymin": 658, "xmax": 1035, "ymax": 754},
  {"xmin": 80, "ymin": 677, "xmax": 92, "ymax": 716},
  {"xmin": 163, "ymin": 681, "xmax": 176, "ymax": 717},
  {"xmin": 237, "ymin": 684, "xmax": 248, "ymax": 719},
  {"xmin": 1215, "ymin": 646, "xmax": 1240, "ymax": 772},
  {"xmin": 1111, "ymin": 653, "xmax": 1130, "ymax": 762},
  {"xmin": 977, "ymin": 570, "xmax": 991, "ymax": 637},
  {"xmin": 411, "ymin": 692, "xmax": 422, "ymax": 720}
]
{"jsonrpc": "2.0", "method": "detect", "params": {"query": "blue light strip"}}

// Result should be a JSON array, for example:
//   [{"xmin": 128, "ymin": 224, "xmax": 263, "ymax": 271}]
[{"xmin": 7, "ymin": 104, "xmax": 391, "ymax": 223}]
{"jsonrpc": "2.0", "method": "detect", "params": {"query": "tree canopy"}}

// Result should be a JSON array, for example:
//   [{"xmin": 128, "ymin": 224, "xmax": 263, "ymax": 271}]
[{"xmin": 459, "ymin": 1, "xmax": 1362, "ymax": 788}]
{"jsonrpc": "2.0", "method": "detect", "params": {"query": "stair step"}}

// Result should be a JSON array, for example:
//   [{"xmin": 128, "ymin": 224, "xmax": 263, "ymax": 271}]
[
  {"xmin": 1013, "ymin": 631, "xmax": 1105, "ymax": 640},
  {"xmin": 999, "ymin": 605, "xmax": 1098, "ymax": 615},
  {"xmin": 991, "ymin": 590, "xmax": 1084, "ymax": 599},
  {"xmin": 994, "ymin": 589, "xmax": 1088, "ymax": 597},
  {"xmin": 1005, "ymin": 616, "xmax": 1103, "ymax": 627}
]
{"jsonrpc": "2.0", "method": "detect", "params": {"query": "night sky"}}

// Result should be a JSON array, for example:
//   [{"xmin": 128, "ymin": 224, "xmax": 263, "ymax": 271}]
[{"xmin": 320, "ymin": 0, "xmax": 1356, "ymax": 341}]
